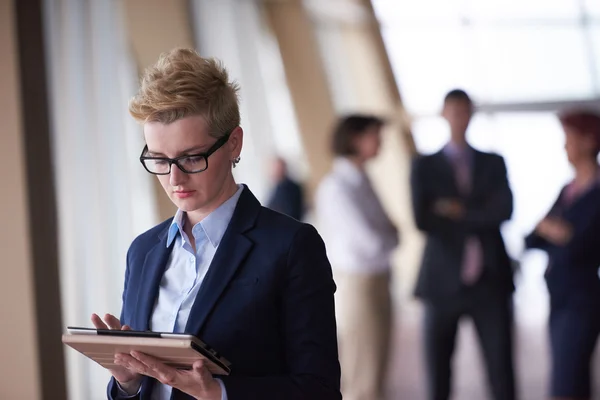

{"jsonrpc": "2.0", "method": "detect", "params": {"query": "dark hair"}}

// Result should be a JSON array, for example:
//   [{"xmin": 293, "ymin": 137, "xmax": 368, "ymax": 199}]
[
  {"xmin": 331, "ymin": 114, "xmax": 384, "ymax": 156},
  {"xmin": 444, "ymin": 89, "xmax": 472, "ymax": 105},
  {"xmin": 559, "ymin": 109, "xmax": 600, "ymax": 155}
]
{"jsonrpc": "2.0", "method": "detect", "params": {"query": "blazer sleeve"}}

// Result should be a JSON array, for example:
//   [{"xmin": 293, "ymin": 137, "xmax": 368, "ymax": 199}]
[
  {"xmin": 524, "ymin": 190, "xmax": 565, "ymax": 252},
  {"xmin": 107, "ymin": 378, "xmax": 143, "ymax": 400},
  {"xmin": 524, "ymin": 231, "xmax": 554, "ymax": 252},
  {"xmin": 410, "ymin": 156, "xmax": 459, "ymax": 235},
  {"xmin": 463, "ymin": 155, "xmax": 513, "ymax": 230},
  {"xmin": 106, "ymin": 245, "xmax": 148, "ymax": 400},
  {"xmin": 219, "ymin": 224, "xmax": 342, "ymax": 400}
]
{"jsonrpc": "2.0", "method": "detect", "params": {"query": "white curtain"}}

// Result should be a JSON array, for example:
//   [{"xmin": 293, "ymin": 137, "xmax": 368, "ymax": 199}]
[
  {"xmin": 190, "ymin": 0, "xmax": 307, "ymax": 201},
  {"xmin": 43, "ymin": 1, "xmax": 159, "ymax": 399}
]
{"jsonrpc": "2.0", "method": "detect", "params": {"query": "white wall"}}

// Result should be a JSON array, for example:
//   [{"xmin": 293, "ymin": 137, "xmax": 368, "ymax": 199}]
[{"xmin": 44, "ymin": 0, "xmax": 159, "ymax": 398}]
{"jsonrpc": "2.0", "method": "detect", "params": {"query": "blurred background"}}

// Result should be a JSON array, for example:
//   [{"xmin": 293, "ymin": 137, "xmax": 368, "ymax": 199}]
[{"xmin": 1, "ymin": 0, "xmax": 599, "ymax": 399}]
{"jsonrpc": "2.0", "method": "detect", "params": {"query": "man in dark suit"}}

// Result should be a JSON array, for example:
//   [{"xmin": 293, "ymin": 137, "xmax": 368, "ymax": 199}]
[
  {"xmin": 410, "ymin": 89, "xmax": 517, "ymax": 400},
  {"xmin": 266, "ymin": 157, "xmax": 304, "ymax": 221}
]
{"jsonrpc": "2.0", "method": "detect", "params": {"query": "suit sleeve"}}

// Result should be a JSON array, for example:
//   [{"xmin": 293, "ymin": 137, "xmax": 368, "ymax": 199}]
[
  {"xmin": 410, "ymin": 156, "xmax": 459, "ymax": 235},
  {"xmin": 219, "ymin": 224, "xmax": 342, "ymax": 400},
  {"xmin": 524, "ymin": 230, "xmax": 554, "ymax": 252},
  {"xmin": 107, "ymin": 245, "xmax": 144, "ymax": 400},
  {"xmin": 524, "ymin": 190, "xmax": 565, "ymax": 252},
  {"xmin": 462, "ymin": 155, "xmax": 513, "ymax": 230},
  {"xmin": 527, "ymin": 193, "xmax": 600, "ymax": 259}
]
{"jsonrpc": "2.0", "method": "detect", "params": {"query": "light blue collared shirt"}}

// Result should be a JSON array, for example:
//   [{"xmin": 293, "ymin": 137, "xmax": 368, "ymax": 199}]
[{"xmin": 148, "ymin": 184, "xmax": 244, "ymax": 400}]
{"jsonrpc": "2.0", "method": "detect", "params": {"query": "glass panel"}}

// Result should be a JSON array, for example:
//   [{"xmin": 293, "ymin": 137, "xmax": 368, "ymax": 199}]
[
  {"xmin": 583, "ymin": 0, "xmax": 600, "ymax": 17},
  {"xmin": 466, "ymin": 0, "xmax": 580, "ymax": 20},
  {"xmin": 411, "ymin": 116, "xmax": 448, "ymax": 154},
  {"xmin": 471, "ymin": 26, "xmax": 594, "ymax": 103},
  {"xmin": 471, "ymin": 113, "xmax": 571, "ymax": 240},
  {"xmin": 411, "ymin": 115, "xmax": 499, "ymax": 155},
  {"xmin": 381, "ymin": 26, "xmax": 482, "ymax": 115},
  {"xmin": 372, "ymin": 0, "xmax": 467, "ymax": 23},
  {"xmin": 589, "ymin": 27, "xmax": 600, "ymax": 95}
]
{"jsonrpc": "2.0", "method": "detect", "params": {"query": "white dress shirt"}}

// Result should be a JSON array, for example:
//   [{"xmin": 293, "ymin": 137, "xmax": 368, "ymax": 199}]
[
  {"xmin": 144, "ymin": 185, "xmax": 243, "ymax": 400},
  {"xmin": 315, "ymin": 158, "xmax": 398, "ymax": 274}
]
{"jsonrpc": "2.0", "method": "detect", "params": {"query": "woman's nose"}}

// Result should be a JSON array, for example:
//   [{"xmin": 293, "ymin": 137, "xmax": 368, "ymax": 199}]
[{"xmin": 169, "ymin": 163, "xmax": 187, "ymax": 186}]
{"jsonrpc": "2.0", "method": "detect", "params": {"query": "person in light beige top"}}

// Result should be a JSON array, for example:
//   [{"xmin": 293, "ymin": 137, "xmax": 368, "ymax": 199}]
[{"xmin": 316, "ymin": 114, "xmax": 398, "ymax": 400}]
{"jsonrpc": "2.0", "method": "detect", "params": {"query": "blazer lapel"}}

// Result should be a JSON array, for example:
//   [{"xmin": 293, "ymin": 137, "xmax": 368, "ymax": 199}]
[
  {"xmin": 469, "ymin": 150, "xmax": 485, "ymax": 196},
  {"xmin": 132, "ymin": 227, "xmax": 173, "ymax": 331},
  {"xmin": 434, "ymin": 151, "xmax": 460, "ymax": 196},
  {"xmin": 184, "ymin": 187, "xmax": 258, "ymax": 335}
]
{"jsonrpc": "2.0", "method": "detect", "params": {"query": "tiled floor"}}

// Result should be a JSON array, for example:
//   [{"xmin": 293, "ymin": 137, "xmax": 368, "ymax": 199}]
[{"xmin": 385, "ymin": 300, "xmax": 600, "ymax": 400}]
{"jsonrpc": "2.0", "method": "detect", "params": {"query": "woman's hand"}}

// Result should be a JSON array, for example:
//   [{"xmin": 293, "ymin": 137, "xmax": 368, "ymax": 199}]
[
  {"xmin": 535, "ymin": 217, "xmax": 573, "ymax": 246},
  {"xmin": 91, "ymin": 313, "xmax": 143, "ymax": 393},
  {"xmin": 115, "ymin": 351, "xmax": 222, "ymax": 400}
]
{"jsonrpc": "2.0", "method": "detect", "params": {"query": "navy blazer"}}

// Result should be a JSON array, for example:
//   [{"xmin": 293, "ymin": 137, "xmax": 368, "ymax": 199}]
[
  {"xmin": 410, "ymin": 149, "xmax": 514, "ymax": 300},
  {"xmin": 525, "ymin": 182, "xmax": 600, "ymax": 308},
  {"xmin": 107, "ymin": 186, "xmax": 341, "ymax": 400}
]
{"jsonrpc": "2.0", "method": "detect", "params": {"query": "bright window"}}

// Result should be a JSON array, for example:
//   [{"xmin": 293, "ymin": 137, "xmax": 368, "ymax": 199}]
[{"xmin": 374, "ymin": 0, "xmax": 600, "ymax": 113}]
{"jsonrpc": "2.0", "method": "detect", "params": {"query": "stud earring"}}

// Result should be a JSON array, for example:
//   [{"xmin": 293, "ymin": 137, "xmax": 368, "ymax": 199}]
[{"xmin": 232, "ymin": 156, "xmax": 241, "ymax": 168}]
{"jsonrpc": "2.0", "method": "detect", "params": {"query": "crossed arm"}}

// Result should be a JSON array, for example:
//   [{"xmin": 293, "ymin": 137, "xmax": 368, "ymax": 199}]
[{"xmin": 410, "ymin": 155, "xmax": 513, "ymax": 235}]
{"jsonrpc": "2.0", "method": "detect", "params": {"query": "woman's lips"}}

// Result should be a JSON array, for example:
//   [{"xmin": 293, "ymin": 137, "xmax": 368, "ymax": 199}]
[{"xmin": 173, "ymin": 190, "xmax": 195, "ymax": 199}]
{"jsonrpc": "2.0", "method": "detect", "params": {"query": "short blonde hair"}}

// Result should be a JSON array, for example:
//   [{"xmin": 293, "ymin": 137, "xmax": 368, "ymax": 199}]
[{"xmin": 129, "ymin": 48, "xmax": 240, "ymax": 138}]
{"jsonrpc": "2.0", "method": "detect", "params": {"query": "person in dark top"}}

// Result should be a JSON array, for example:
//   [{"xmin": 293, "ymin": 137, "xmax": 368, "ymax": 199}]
[
  {"xmin": 525, "ymin": 110, "xmax": 600, "ymax": 400},
  {"xmin": 410, "ymin": 89, "xmax": 516, "ymax": 400},
  {"xmin": 266, "ymin": 157, "xmax": 304, "ymax": 221}
]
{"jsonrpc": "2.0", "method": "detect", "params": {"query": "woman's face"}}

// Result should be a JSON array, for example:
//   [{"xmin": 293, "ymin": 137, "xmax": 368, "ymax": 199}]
[
  {"xmin": 564, "ymin": 126, "xmax": 597, "ymax": 165},
  {"xmin": 353, "ymin": 125, "xmax": 382, "ymax": 161},
  {"xmin": 143, "ymin": 115, "xmax": 242, "ymax": 213}
]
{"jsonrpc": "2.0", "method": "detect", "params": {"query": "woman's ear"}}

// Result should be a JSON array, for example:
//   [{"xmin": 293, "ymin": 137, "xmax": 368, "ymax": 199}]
[{"xmin": 228, "ymin": 126, "xmax": 244, "ymax": 158}]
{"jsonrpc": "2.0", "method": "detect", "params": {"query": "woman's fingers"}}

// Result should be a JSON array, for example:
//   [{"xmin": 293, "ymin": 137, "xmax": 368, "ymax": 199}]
[
  {"xmin": 103, "ymin": 313, "xmax": 122, "ymax": 330},
  {"xmin": 91, "ymin": 313, "xmax": 109, "ymax": 329},
  {"xmin": 91, "ymin": 313, "xmax": 123, "ymax": 330}
]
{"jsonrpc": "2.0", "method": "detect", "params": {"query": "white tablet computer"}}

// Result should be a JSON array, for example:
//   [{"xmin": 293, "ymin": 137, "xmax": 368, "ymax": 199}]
[{"xmin": 62, "ymin": 327, "xmax": 231, "ymax": 376}]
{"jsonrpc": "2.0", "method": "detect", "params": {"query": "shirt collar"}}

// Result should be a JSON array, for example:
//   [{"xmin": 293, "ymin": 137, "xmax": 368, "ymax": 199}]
[
  {"xmin": 166, "ymin": 184, "xmax": 244, "ymax": 248},
  {"xmin": 443, "ymin": 141, "xmax": 473, "ymax": 162},
  {"xmin": 332, "ymin": 157, "xmax": 367, "ymax": 185}
]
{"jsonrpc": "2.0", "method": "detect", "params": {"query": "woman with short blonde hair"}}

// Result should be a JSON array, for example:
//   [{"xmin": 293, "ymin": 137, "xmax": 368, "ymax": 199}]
[{"xmin": 92, "ymin": 48, "xmax": 341, "ymax": 400}]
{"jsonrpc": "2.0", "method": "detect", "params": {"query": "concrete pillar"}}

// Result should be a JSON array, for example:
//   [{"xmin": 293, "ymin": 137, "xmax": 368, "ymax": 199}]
[
  {"xmin": 0, "ymin": 0, "xmax": 67, "ymax": 398},
  {"xmin": 121, "ymin": 0, "xmax": 196, "ymax": 221},
  {"xmin": 263, "ymin": 0, "xmax": 338, "ymax": 200}
]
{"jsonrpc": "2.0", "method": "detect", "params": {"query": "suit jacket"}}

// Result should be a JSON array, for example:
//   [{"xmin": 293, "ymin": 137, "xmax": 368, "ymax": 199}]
[
  {"xmin": 410, "ymin": 148, "xmax": 514, "ymax": 301},
  {"xmin": 107, "ymin": 186, "xmax": 341, "ymax": 400},
  {"xmin": 266, "ymin": 177, "xmax": 304, "ymax": 221},
  {"xmin": 525, "ymin": 182, "xmax": 600, "ymax": 308}
]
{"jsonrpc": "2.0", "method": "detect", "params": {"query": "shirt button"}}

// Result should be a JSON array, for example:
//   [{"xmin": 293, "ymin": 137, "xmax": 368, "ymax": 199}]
[{"xmin": 189, "ymin": 256, "xmax": 194, "ymax": 263}]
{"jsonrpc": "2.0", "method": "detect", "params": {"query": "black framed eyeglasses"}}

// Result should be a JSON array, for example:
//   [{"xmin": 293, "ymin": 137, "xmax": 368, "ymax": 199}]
[{"xmin": 139, "ymin": 133, "xmax": 230, "ymax": 175}]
